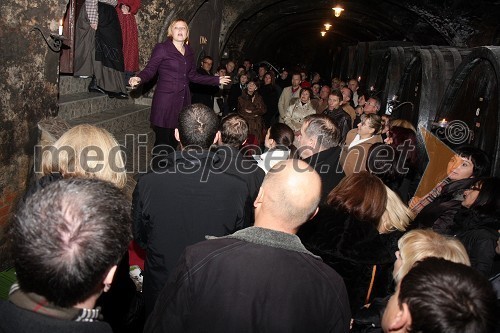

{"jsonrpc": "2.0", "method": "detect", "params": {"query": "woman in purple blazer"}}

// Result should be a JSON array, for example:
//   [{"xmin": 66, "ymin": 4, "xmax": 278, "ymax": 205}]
[{"xmin": 129, "ymin": 19, "xmax": 231, "ymax": 149}]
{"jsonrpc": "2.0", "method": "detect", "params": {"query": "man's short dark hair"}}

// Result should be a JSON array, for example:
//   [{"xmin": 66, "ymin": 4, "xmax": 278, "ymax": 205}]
[
  {"xmin": 329, "ymin": 89, "xmax": 343, "ymax": 101},
  {"xmin": 11, "ymin": 178, "xmax": 132, "ymax": 308},
  {"xmin": 303, "ymin": 114, "xmax": 340, "ymax": 149},
  {"xmin": 220, "ymin": 114, "xmax": 248, "ymax": 148},
  {"xmin": 341, "ymin": 87, "xmax": 353, "ymax": 99},
  {"xmin": 178, "ymin": 103, "xmax": 220, "ymax": 149},
  {"xmin": 201, "ymin": 55, "xmax": 213, "ymax": 62},
  {"xmin": 399, "ymin": 258, "xmax": 497, "ymax": 333},
  {"xmin": 455, "ymin": 145, "xmax": 491, "ymax": 177}
]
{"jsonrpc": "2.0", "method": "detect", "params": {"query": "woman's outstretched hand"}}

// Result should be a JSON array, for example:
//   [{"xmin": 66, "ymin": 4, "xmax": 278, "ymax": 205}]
[
  {"xmin": 219, "ymin": 76, "xmax": 232, "ymax": 85},
  {"xmin": 129, "ymin": 76, "xmax": 141, "ymax": 89}
]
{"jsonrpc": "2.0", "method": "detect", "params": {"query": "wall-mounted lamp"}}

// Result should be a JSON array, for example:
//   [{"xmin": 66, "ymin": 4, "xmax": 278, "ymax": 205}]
[
  {"xmin": 321, "ymin": 31, "xmax": 327, "ymax": 37},
  {"xmin": 332, "ymin": 6, "xmax": 344, "ymax": 17},
  {"xmin": 31, "ymin": 26, "xmax": 65, "ymax": 52},
  {"xmin": 324, "ymin": 23, "xmax": 332, "ymax": 31}
]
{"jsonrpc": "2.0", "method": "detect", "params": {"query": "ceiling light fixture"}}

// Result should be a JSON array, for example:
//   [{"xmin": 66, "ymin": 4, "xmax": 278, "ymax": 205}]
[
  {"xmin": 321, "ymin": 31, "xmax": 326, "ymax": 37},
  {"xmin": 324, "ymin": 23, "xmax": 332, "ymax": 30},
  {"xmin": 332, "ymin": 5, "xmax": 344, "ymax": 17}
]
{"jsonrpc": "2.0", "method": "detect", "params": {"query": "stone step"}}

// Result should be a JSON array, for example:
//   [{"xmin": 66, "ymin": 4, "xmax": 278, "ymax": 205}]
[
  {"xmin": 59, "ymin": 75, "xmax": 92, "ymax": 96},
  {"xmin": 67, "ymin": 104, "xmax": 150, "ymax": 134},
  {"xmin": 58, "ymin": 92, "xmax": 133, "ymax": 121}
]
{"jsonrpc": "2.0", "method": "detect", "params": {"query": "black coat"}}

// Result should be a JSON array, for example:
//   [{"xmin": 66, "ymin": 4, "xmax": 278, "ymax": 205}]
[
  {"xmin": 299, "ymin": 207, "xmax": 400, "ymax": 312},
  {"xmin": 190, "ymin": 67, "xmax": 218, "ymax": 108},
  {"xmin": 213, "ymin": 145, "xmax": 265, "ymax": 227},
  {"xmin": 260, "ymin": 84, "xmax": 280, "ymax": 127},
  {"xmin": 227, "ymin": 83, "xmax": 245, "ymax": 113},
  {"xmin": 132, "ymin": 150, "xmax": 249, "ymax": 315},
  {"xmin": 0, "ymin": 300, "xmax": 112, "ymax": 333},
  {"xmin": 453, "ymin": 208, "xmax": 500, "ymax": 277},
  {"xmin": 414, "ymin": 178, "xmax": 476, "ymax": 234},
  {"xmin": 303, "ymin": 147, "xmax": 345, "ymax": 202},
  {"xmin": 323, "ymin": 107, "xmax": 352, "ymax": 144},
  {"xmin": 144, "ymin": 227, "xmax": 351, "ymax": 333}
]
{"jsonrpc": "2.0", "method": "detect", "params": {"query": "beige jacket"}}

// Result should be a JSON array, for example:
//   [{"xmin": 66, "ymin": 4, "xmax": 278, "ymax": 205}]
[
  {"xmin": 278, "ymin": 86, "xmax": 301, "ymax": 122},
  {"xmin": 340, "ymin": 128, "xmax": 382, "ymax": 176}
]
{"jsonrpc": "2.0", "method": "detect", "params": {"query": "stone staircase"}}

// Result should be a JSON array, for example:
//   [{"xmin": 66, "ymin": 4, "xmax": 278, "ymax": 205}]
[{"xmin": 40, "ymin": 75, "xmax": 155, "ymax": 176}]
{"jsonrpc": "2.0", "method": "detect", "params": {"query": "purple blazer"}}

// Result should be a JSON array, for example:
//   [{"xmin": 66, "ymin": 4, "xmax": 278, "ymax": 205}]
[{"xmin": 137, "ymin": 39, "xmax": 219, "ymax": 128}]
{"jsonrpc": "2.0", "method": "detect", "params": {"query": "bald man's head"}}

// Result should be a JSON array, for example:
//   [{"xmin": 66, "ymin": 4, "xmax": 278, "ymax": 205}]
[{"xmin": 254, "ymin": 160, "xmax": 321, "ymax": 232}]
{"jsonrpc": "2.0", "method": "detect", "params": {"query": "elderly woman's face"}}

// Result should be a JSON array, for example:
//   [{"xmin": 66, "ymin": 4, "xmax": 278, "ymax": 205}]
[{"xmin": 247, "ymin": 81, "xmax": 257, "ymax": 93}]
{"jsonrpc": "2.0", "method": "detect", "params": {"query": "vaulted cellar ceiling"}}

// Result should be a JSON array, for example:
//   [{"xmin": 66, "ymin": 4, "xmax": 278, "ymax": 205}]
[{"xmin": 217, "ymin": 0, "xmax": 500, "ymax": 68}]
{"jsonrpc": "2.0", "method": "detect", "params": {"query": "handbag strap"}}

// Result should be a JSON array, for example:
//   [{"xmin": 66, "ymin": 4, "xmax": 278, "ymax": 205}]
[{"xmin": 365, "ymin": 265, "xmax": 377, "ymax": 305}]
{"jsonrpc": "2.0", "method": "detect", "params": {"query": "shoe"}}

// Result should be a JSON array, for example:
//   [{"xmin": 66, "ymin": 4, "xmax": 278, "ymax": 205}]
[
  {"xmin": 108, "ymin": 91, "xmax": 128, "ymax": 99},
  {"xmin": 88, "ymin": 77, "xmax": 106, "ymax": 94}
]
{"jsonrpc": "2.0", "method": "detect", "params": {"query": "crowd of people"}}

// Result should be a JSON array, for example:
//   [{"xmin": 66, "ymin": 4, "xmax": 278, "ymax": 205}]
[{"xmin": 1, "ymin": 17, "xmax": 499, "ymax": 333}]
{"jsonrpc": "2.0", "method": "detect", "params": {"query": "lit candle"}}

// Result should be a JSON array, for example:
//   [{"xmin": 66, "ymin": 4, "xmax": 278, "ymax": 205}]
[
  {"xmin": 58, "ymin": 19, "xmax": 63, "ymax": 36},
  {"xmin": 438, "ymin": 118, "xmax": 448, "ymax": 127}
]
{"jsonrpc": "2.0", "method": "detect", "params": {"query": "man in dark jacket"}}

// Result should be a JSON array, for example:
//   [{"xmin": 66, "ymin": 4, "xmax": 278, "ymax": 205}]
[
  {"xmin": 0, "ymin": 179, "xmax": 132, "ymax": 333},
  {"xmin": 215, "ymin": 114, "xmax": 265, "ymax": 226},
  {"xmin": 144, "ymin": 160, "xmax": 351, "ymax": 333},
  {"xmin": 381, "ymin": 258, "xmax": 497, "ymax": 333},
  {"xmin": 296, "ymin": 114, "xmax": 345, "ymax": 202},
  {"xmin": 132, "ymin": 103, "xmax": 249, "ymax": 316},
  {"xmin": 190, "ymin": 55, "xmax": 218, "ymax": 107}
]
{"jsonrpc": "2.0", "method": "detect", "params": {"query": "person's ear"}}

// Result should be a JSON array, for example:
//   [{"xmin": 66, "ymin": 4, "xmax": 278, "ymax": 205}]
[
  {"xmin": 174, "ymin": 128, "xmax": 181, "ymax": 143},
  {"xmin": 388, "ymin": 302, "xmax": 411, "ymax": 332},
  {"xmin": 253, "ymin": 187, "xmax": 264, "ymax": 208},
  {"xmin": 103, "ymin": 265, "xmax": 118, "ymax": 293},
  {"xmin": 213, "ymin": 131, "xmax": 221, "ymax": 145}
]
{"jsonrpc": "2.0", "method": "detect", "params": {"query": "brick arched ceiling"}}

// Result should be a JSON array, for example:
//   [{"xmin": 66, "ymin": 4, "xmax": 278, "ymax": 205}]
[{"xmin": 218, "ymin": 0, "xmax": 500, "ymax": 68}]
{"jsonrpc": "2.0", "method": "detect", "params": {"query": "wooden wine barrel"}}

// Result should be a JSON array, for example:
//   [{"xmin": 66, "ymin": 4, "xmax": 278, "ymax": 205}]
[
  {"xmin": 435, "ymin": 46, "xmax": 500, "ymax": 176},
  {"xmin": 337, "ymin": 44, "xmax": 357, "ymax": 81},
  {"xmin": 351, "ymin": 41, "xmax": 414, "ymax": 89},
  {"xmin": 393, "ymin": 47, "xmax": 470, "ymax": 129},
  {"xmin": 346, "ymin": 45, "xmax": 357, "ymax": 80},
  {"xmin": 374, "ymin": 46, "xmax": 415, "ymax": 112},
  {"xmin": 331, "ymin": 46, "xmax": 343, "ymax": 80}
]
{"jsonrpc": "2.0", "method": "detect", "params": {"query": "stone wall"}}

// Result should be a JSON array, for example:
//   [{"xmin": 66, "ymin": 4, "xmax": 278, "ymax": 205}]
[
  {"xmin": 0, "ymin": 0, "xmax": 210, "ymax": 228},
  {"xmin": 0, "ymin": 0, "xmax": 67, "ymax": 227}
]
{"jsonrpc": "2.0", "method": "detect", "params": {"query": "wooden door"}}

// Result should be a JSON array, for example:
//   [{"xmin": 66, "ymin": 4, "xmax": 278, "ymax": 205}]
[{"xmin": 60, "ymin": 0, "xmax": 85, "ymax": 73}]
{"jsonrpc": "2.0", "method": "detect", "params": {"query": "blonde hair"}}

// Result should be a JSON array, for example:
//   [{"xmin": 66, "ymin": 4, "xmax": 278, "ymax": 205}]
[
  {"xmin": 378, "ymin": 186, "xmax": 414, "ymax": 233},
  {"xmin": 167, "ymin": 19, "xmax": 189, "ymax": 43},
  {"xmin": 390, "ymin": 119, "xmax": 416, "ymax": 133},
  {"xmin": 394, "ymin": 229, "xmax": 470, "ymax": 283},
  {"xmin": 41, "ymin": 124, "xmax": 127, "ymax": 188}
]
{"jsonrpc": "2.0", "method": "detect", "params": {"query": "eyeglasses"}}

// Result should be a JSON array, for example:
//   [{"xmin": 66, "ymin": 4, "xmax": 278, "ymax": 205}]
[{"xmin": 203, "ymin": 61, "xmax": 213, "ymax": 65}]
